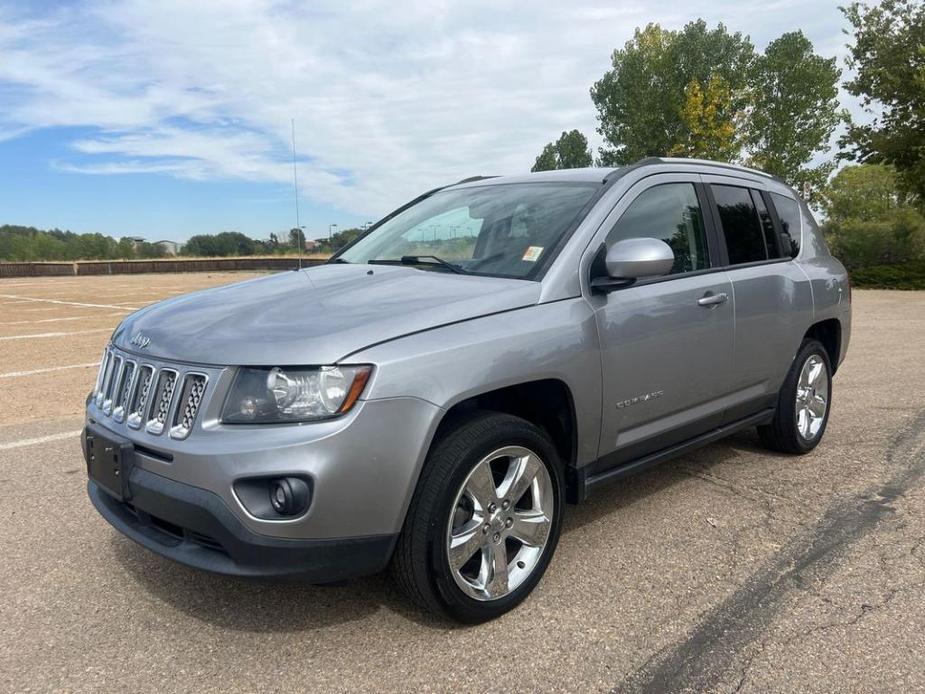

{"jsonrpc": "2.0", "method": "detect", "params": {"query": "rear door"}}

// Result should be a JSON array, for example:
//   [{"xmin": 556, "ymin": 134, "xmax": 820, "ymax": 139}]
[
  {"xmin": 587, "ymin": 174, "xmax": 736, "ymax": 467},
  {"xmin": 703, "ymin": 176, "xmax": 812, "ymax": 421}
]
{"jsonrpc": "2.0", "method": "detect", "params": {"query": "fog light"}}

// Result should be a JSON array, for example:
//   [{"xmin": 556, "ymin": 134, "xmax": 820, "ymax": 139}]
[{"xmin": 268, "ymin": 477, "xmax": 310, "ymax": 516}]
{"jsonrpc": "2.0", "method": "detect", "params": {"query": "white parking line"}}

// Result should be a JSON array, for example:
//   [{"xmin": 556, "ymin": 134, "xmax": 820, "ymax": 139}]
[
  {"xmin": 0, "ymin": 363, "xmax": 98, "ymax": 378},
  {"xmin": 0, "ymin": 312, "xmax": 125, "ymax": 326},
  {"xmin": 0, "ymin": 294, "xmax": 139, "ymax": 311},
  {"xmin": 0, "ymin": 328, "xmax": 111, "ymax": 341},
  {"xmin": 1, "ymin": 316, "xmax": 92, "ymax": 326},
  {"xmin": 0, "ymin": 430, "xmax": 82, "ymax": 451}
]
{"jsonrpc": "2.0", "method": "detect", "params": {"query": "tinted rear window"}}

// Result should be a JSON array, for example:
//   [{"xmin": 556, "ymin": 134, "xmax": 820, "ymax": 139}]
[
  {"xmin": 770, "ymin": 193, "xmax": 801, "ymax": 258},
  {"xmin": 711, "ymin": 185, "xmax": 767, "ymax": 265},
  {"xmin": 751, "ymin": 191, "xmax": 781, "ymax": 259}
]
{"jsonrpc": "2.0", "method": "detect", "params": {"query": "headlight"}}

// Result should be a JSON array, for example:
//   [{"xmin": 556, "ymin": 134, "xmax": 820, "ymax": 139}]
[{"xmin": 221, "ymin": 365, "xmax": 372, "ymax": 424}]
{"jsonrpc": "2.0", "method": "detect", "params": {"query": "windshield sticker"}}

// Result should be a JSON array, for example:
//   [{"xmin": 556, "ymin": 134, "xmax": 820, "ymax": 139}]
[{"xmin": 522, "ymin": 246, "xmax": 544, "ymax": 262}]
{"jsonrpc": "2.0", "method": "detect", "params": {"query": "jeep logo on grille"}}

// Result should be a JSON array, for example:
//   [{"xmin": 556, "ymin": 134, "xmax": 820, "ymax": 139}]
[{"xmin": 130, "ymin": 332, "xmax": 151, "ymax": 349}]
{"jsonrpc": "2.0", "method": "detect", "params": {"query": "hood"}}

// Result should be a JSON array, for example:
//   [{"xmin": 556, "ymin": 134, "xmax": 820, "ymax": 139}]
[{"xmin": 113, "ymin": 264, "xmax": 541, "ymax": 365}]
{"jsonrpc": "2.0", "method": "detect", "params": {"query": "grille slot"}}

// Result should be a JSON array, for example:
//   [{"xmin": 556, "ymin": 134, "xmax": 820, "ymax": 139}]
[
  {"xmin": 102, "ymin": 355, "xmax": 123, "ymax": 415},
  {"xmin": 169, "ymin": 373, "xmax": 208, "ymax": 440},
  {"xmin": 145, "ymin": 369, "xmax": 178, "ymax": 435},
  {"xmin": 95, "ymin": 350, "xmax": 113, "ymax": 407},
  {"xmin": 112, "ymin": 360, "xmax": 136, "ymax": 423},
  {"xmin": 93, "ymin": 349, "xmax": 110, "ymax": 402},
  {"xmin": 127, "ymin": 365, "xmax": 155, "ymax": 429}
]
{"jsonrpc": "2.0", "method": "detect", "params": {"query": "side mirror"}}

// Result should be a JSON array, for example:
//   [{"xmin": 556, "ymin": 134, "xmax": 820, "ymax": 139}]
[{"xmin": 592, "ymin": 237, "xmax": 675, "ymax": 292}]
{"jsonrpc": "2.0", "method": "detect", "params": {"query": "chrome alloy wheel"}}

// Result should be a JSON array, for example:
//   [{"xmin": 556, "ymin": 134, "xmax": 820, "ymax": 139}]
[
  {"xmin": 795, "ymin": 354, "xmax": 829, "ymax": 441},
  {"xmin": 446, "ymin": 446, "xmax": 554, "ymax": 601}
]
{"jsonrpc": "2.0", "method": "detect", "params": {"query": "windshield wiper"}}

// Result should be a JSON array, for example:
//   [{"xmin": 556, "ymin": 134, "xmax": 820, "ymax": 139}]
[
  {"xmin": 369, "ymin": 255, "xmax": 469, "ymax": 274},
  {"xmin": 327, "ymin": 257, "xmax": 350, "ymax": 264}
]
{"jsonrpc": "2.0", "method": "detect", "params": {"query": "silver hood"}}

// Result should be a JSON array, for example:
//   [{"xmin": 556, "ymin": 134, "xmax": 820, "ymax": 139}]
[{"xmin": 112, "ymin": 264, "xmax": 541, "ymax": 365}]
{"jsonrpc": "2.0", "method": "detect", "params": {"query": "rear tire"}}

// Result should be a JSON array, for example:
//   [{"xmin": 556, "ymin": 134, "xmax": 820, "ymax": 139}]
[
  {"xmin": 758, "ymin": 338, "xmax": 832, "ymax": 454},
  {"xmin": 391, "ymin": 411, "xmax": 564, "ymax": 623}
]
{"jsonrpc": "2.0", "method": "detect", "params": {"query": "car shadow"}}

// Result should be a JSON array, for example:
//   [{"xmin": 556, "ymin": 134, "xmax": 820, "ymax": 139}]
[
  {"xmin": 563, "ymin": 431, "xmax": 762, "ymax": 533},
  {"xmin": 112, "ymin": 431, "xmax": 764, "ymax": 632},
  {"xmin": 113, "ymin": 535, "xmax": 448, "ymax": 631}
]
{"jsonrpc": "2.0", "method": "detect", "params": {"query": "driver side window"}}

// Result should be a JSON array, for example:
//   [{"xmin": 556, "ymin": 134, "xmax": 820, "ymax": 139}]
[{"xmin": 606, "ymin": 183, "xmax": 710, "ymax": 275}]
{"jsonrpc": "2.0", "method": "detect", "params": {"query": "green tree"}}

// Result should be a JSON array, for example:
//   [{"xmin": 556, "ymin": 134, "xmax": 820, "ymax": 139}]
[
  {"xmin": 288, "ymin": 228, "xmax": 307, "ymax": 250},
  {"xmin": 531, "ymin": 130, "xmax": 594, "ymax": 172},
  {"xmin": 182, "ymin": 235, "xmax": 215, "ymax": 257},
  {"xmin": 136, "ymin": 242, "xmax": 167, "ymax": 259},
  {"xmin": 182, "ymin": 232, "xmax": 255, "ymax": 257},
  {"xmin": 532, "ymin": 143, "xmax": 558, "ymax": 172},
  {"xmin": 216, "ymin": 231, "xmax": 255, "ymax": 256},
  {"xmin": 316, "ymin": 227, "xmax": 364, "ymax": 254},
  {"xmin": 840, "ymin": 0, "xmax": 925, "ymax": 200},
  {"xmin": 823, "ymin": 164, "xmax": 917, "ymax": 222},
  {"xmin": 591, "ymin": 21, "xmax": 754, "ymax": 164},
  {"xmin": 669, "ymin": 75, "xmax": 742, "ymax": 160},
  {"xmin": 0, "ymin": 224, "xmax": 128, "ymax": 261},
  {"xmin": 116, "ymin": 238, "xmax": 137, "ymax": 258},
  {"xmin": 823, "ymin": 164, "xmax": 925, "ymax": 269},
  {"xmin": 746, "ymin": 31, "xmax": 843, "ymax": 191}
]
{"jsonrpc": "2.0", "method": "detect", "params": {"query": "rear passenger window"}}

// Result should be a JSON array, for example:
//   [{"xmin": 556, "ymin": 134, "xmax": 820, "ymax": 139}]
[
  {"xmin": 770, "ymin": 193, "xmax": 801, "ymax": 258},
  {"xmin": 751, "ymin": 191, "xmax": 781, "ymax": 259},
  {"xmin": 606, "ymin": 183, "xmax": 710, "ymax": 274},
  {"xmin": 711, "ymin": 185, "xmax": 767, "ymax": 265}
]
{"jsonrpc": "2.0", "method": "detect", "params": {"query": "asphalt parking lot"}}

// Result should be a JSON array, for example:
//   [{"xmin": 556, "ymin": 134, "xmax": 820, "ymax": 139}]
[{"xmin": 0, "ymin": 273, "xmax": 923, "ymax": 693}]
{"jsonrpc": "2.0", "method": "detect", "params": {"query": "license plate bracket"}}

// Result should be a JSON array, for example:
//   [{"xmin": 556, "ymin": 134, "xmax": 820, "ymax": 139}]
[{"xmin": 84, "ymin": 426, "xmax": 134, "ymax": 502}]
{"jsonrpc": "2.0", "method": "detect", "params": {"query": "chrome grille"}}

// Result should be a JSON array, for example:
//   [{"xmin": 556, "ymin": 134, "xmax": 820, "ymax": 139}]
[
  {"xmin": 170, "ymin": 374, "xmax": 208, "ymax": 440},
  {"xmin": 127, "ymin": 365, "xmax": 154, "ymax": 429},
  {"xmin": 113, "ymin": 360, "xmax": 136, "ymax": 423},
  {"xmin": 92, "ymin": 346, "xmax": 211, "ymax": 440},
  {"xmin": 146, "ymin": 369, "xmax": 178, "ymax": 435},
  {"xmin": 93, "ymin": 349, "xmax": 110, "ymax": 401},
  {"xmin": 102, "ymin": 355, "xmax": 122, "ymax": 415},
  {"xmin": 94, "ymin": 350, "xmax": 114, "ymax": 407}
]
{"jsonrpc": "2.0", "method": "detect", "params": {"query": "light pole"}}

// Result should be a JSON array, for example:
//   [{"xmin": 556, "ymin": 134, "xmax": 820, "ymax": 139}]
[{"xmin": 328, "ymin": 223, "xmax": 338, "ymax": 240}]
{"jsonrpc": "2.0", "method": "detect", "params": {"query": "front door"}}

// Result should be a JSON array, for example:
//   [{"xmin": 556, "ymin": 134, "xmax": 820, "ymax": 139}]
[{"xmin": 588, "ymin": 175, "xmax": 735, "ymax": 468}]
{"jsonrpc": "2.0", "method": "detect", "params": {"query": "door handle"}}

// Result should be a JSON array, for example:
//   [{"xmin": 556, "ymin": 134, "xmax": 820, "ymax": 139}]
[{"xmin": 697, "ymin": 292, "xmax": 728, "ymax": 307}]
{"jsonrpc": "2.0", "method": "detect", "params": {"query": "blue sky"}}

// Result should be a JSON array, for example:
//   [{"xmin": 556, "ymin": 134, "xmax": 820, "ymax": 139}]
[{"xmin": 0, "ymin": 0, "xmax": 857, "ymax": 243}]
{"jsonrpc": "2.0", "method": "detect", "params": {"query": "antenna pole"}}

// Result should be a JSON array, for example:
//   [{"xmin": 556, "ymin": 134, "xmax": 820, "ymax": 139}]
[{"xmin": 291, "ymin": 118, "xmax": 302, "ymax": 270}]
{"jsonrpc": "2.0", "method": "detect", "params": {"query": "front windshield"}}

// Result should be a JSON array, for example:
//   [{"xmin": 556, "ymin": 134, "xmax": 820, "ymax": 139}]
[{"xmin": 337, "ymin": 182, "xmax": 600, "ymax": 279}]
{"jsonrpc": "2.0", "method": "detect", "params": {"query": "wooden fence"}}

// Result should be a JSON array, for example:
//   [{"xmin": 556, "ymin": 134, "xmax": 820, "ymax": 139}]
[{"xmin": 0, "ymin": 257, "xmax": 327, "ymax": 278}]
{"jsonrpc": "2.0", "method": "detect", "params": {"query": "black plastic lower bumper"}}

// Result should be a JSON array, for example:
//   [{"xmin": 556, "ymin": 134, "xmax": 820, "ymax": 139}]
[{"xmin": 88, "ymin": 465, "xmax": 397, "ymax": 581}]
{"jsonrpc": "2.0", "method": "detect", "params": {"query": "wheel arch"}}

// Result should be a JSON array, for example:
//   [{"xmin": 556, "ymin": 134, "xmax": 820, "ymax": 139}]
[
  {"xmin": 431, "ymin": 379, "xmax": 579, "ymax": 498},
  {"xmin": 804, "ymin": 318, "xmax": 841, "ymax": 372}
]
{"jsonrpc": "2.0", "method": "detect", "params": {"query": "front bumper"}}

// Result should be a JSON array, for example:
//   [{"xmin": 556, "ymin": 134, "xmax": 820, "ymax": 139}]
[
  {"xmin": 85, "ymin": 387, "xmax": 443, "ymax": 578},
  {"xmin": 88, "ymin": 469, "xmax": 396, "ymax": 580},
  {"xmin": 85, "ymin": 393, "xmax": 442, "ymax": 540}
]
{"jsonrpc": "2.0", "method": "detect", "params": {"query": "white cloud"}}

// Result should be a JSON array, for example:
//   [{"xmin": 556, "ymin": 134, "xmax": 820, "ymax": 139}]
[{"xmin": 0, "ymin": 0, "xmax": 852, "ymax": 217}]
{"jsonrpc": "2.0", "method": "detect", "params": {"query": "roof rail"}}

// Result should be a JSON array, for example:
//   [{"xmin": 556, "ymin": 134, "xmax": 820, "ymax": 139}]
[
  {"xmin": 649, "ymin": 157, "xmax": 774, "ymax": 179},
  {"xmin": 454, "ymin": 175, "xmax": 498, "ymax": 185}
]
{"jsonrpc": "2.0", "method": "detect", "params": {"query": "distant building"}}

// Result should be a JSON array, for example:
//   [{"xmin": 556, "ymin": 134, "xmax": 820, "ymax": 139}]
[
  {"xmin": 304, "ymin": 239, "xmax": 317, "ymax": 252},
  {"xmin": 154, "ymin": 240, "xmax": 182, "ymax": 255},
  {"xmin": 125, "ymin": 236, "xmax": 146, "ymax": 249}
]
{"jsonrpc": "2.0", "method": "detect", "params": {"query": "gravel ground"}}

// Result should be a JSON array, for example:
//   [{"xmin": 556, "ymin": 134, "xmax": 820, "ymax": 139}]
[{"xmin": 0, "ymin": 274, "xmax": 922, "ymax": 693}]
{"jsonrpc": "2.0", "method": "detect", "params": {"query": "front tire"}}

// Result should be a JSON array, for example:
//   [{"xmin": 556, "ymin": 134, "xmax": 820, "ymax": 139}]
[
  {"xmin": 758, "ymin": 338, "xmax": 833, "ymax": 454},
  {"xmin": 391, "ymin": 412, "xmax": 564, "ymax": 623}
]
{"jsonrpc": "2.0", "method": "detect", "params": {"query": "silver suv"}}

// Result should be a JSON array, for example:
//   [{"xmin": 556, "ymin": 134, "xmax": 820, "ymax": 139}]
[{"xmin": 84, "ymin": 158, "xmax": 851, "ymax": 623}]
